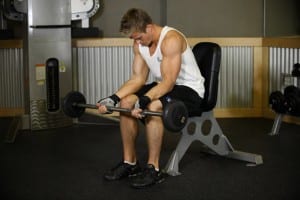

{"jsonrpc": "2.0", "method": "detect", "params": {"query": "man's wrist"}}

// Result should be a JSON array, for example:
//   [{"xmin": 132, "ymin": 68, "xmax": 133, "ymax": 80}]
[
  {"xmin": 138, "ymin": 95, "xmax": 151, "ymax": 110},
  {"xmin": 109, "ymin": 94, "xmax": 120, "ymax": 105}
]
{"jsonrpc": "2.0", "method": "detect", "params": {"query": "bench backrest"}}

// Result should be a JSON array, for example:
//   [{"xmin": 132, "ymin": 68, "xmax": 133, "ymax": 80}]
[{"xmin": 192, "ymin": 42, "xmax": 221, "ymax": 112}]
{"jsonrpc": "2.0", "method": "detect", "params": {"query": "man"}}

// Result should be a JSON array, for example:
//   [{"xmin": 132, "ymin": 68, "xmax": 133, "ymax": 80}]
[{"xmin": 97, "ymin": 8, "xmax": 205, "ymax": 188}]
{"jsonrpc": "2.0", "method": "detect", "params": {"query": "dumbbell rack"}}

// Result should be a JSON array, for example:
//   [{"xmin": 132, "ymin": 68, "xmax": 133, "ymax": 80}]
[{"xmin": 269, "ymin": 74, "xmax": 300, "ymax": 136}]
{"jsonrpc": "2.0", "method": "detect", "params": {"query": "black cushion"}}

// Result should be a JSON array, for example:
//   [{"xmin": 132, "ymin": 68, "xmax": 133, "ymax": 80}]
[{"xmin": 192, "ymin": 42, "xmax": 221, "ymax": 113}]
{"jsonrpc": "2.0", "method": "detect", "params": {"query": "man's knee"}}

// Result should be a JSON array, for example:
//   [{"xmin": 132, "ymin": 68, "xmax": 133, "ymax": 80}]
[
  {"xmin": 147, "ymin": 100, "xmax": 163, "ymax": 112},
  {"xmin": 120, "ymin": 95, "xmax": 138, "ymax": 109}
]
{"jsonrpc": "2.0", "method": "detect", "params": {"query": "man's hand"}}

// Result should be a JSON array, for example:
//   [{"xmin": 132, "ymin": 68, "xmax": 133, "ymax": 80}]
[
  {"xmin": 97, "ymin": 94, "xmax": 120, "ymax": 114},
  {"xmin": 132, "ymin": 96, "xmax": 151, "ymax": 118}
]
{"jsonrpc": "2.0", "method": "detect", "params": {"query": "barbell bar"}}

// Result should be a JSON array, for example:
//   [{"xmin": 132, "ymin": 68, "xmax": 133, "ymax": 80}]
[
  {"xmin": 62, "ymin": 91, "xmax": 188, "ymax": 132},
  {"xmin": 73, "ymin": 102, "xmax": 164, "ymax": 117}
]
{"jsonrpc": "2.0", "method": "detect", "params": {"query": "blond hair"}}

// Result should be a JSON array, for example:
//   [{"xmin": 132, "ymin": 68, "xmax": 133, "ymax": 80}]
[{"xmin": 120, "ymin": 8, "xmax": 153, "ymax": 35}]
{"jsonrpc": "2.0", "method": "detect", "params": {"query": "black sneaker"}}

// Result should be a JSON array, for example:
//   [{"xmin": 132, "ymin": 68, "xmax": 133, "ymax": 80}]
[
  {"xmin": 103, "ymin": 161, "xmax": 141, "ymax": 181},
  {"xmin": 130, "ymin": 164, "xmax": 165, "ymax": 189}
]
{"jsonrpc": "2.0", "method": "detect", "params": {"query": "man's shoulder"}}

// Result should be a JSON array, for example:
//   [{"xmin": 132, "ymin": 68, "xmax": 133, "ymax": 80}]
[{"xmin": 163, "ymin": 30, "xmax": 185, "ymax": 46}]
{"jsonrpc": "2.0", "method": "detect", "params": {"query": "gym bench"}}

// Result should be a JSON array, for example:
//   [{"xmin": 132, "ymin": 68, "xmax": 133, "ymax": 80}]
[{"xmin": 164, "ymin": 42, "xmax": 263, "ymax": 176}]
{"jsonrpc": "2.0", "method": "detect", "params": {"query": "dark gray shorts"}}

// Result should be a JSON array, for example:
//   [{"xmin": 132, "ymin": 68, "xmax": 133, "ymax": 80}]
[{"xmin": 134, "ymin": 82, "xmax": 203, "ymax": 116}]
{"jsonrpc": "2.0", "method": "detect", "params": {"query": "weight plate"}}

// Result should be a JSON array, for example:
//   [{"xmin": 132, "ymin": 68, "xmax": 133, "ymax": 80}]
[
  {"xmin": 62, "ymin": 91, "xmax": 86, "ymax": 118},
  {"xmin": 269, "ymin": 91, "xmax": 286, "ymax": 114},
  {"xmin": 284, "ymin": 85, "xmax": 299, "ymax": 96},
  {"xmin": 285, "ymin": 93, "xmax": 300, "ymax": 116},
  {"xmin": 163, "ymin": 100, "xmax": 188, "ymax": 132}
]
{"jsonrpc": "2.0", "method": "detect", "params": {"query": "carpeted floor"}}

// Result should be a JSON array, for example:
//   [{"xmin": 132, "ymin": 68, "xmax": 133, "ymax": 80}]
[{"xmin": 0, "ymin": 115, "xmax": 300, "ymax": 200}]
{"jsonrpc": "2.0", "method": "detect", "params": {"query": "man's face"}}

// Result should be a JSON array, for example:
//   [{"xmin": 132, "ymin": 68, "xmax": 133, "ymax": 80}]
[{"xmin": 129, "ymin": 26, "xmax": 152, "ymax": 46}]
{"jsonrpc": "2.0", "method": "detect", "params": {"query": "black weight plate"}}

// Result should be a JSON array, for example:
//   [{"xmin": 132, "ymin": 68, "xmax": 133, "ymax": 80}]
[
  {"xmin": 62, "ymin": 91, "xmax": 86, "ymax": 118},
  {"xmin": 285, "ymin": 93, "xmax": 300, "ymax": 115},
  {"xmin": 292, "ymin": 63, "xmax": 300, "ymax": 77},
  {"xmin": 163, "ymin": 100, "xmax": 188, "ymax": 132},
  {"xmin": 269, "ymin": 91, "xmax": 286, "ymax": 114},
  {"xmin": 284, "ymin": 85, "xmax": 300, "ymax": 96}
]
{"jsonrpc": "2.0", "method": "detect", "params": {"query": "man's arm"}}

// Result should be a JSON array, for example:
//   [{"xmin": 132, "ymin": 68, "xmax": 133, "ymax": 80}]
[
  {"xmin": 145, "ymin": 31, "xmax": 186, "ymax": 101},
  {"xmin": 97, "ymin": 41, "xmax": 149, "ymax": 114},
  {"xmin": 115, "ymin": 41, "xmax": 149, "ymax": 99}
]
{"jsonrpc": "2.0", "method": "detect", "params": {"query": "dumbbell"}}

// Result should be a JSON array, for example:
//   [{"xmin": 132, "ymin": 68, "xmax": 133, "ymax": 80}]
[
  {"xmin": 292, "ymin": 63, "xmax": 300, "ymax": 77},
  {"xmin": 269, "ymin": 91, "xmax": 286, "ymax": 114},
  {"xmin": 62, "ymin": 91, "xmax": 189, "ymax": 132},
  {"xmin": 283, "ymin": 85, "xmax": 300, "ymax": 116}
]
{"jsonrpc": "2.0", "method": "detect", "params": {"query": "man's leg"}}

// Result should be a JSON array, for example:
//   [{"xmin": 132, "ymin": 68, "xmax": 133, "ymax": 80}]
[
  {"xmin": 103, "ymin": 95, "xmax": 140, "ymax": 181},
  {"xmin": 130, "ymin": 100, "xmax": 165, "ymax": 188},
  {"xmin": 119, "ymin": 95, "xmax": 139, "ymax": 163},
  {"xmin": 145, "ymin": 115, "xmax": 164, "ymax": 170}
]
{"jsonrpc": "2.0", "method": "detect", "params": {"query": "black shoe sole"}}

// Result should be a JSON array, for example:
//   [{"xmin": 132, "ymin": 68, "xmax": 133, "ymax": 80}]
[{"xmin": 130, "ymin": 177, "xmax": 165, "ymax": 189}]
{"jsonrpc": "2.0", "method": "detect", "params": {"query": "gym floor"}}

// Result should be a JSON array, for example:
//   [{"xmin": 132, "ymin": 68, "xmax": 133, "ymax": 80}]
[{"xmin": 0, "ymin": 114, "xmax": 300, "ymax": 200}]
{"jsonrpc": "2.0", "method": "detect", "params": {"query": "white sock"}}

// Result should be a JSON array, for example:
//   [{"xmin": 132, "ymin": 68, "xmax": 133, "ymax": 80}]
[
  {"xmin": 124, "ymin": 160, "xmax": 136, "ymax": 165},
  {"xmin": 147, "ymin": 163, "xmax": 159, "ymax": 171}
]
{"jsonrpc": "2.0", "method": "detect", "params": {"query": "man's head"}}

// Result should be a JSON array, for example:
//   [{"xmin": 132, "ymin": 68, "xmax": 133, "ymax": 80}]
[{"xmin": 120, "ymin": 8, "xmax": 153, "ymax": 36}]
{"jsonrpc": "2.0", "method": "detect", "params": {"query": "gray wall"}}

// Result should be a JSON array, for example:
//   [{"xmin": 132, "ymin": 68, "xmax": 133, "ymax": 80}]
[
  {"xmin": 90, "ymin": 0, "xmax": 163, "ymax": 37},
  {"xmin": 166, "ymin": 0, "xmax": 263, "ymax": 37},
  {"xmin": 4, "ymin": 0, "xmax": 300, "ymax": 38},
  {"xmin": 265, "ymin": 0, "xmax": 300, "ymax": 37},
  {"xmin": 91, "ymin": 0, "xmax": 263, "ymax": 37},
  {"xmin": 89, "ymin": 0, "xmax": 299, "ymax": 37}
]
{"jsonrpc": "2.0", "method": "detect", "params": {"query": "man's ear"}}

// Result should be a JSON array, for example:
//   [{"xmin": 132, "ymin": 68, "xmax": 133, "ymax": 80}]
[{"xmin": 146, "ymin": 24, "xmax": 153, "ymax": 33}]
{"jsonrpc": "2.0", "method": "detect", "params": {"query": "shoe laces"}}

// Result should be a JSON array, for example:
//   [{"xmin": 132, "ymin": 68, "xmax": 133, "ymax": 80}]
[
  {"xmin": 142, "ymin": 164, "xmax": 158, "ymax": 177},
  {"xmin": 113, "ymin": 162, "xmax": 133, "ymax": 173}
]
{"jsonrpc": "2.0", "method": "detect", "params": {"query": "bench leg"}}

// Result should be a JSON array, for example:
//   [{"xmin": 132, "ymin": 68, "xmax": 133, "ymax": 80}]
[
  {"xmin": 164, "ymin": 131, "xmax": 193, "ymax": 176},
  {"xmin": 164, "ymin": 111, "xmax": 263, "ymax": 176},
  {"xmin": 269, "ymin": 114, "xmax": 283, "ymax": 136}
]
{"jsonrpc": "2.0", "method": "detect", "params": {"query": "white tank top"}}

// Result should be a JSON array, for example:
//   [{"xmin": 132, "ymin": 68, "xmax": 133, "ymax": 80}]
[{"xmin": 138, "ymin": 26, "xmax": 205, "ymax": 98}]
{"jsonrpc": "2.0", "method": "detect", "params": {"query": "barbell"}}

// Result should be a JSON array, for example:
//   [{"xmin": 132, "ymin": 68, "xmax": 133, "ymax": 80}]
[{"xmin": 62, "ymin": 91, "xmax": 189, "ymax": 132}]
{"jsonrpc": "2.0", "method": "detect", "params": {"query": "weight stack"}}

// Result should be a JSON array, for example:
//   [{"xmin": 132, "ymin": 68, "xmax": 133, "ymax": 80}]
[
  {"xmin": 46, "ymin": 58, "xmax": 60, "ymax": 112},
  {"xmin": 22, "ymin": 0, "xmax": 73, "ymax": 130},
  {"xmin": 28, "ymin": 58, "xmax": 73, "ymax": 130}
]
